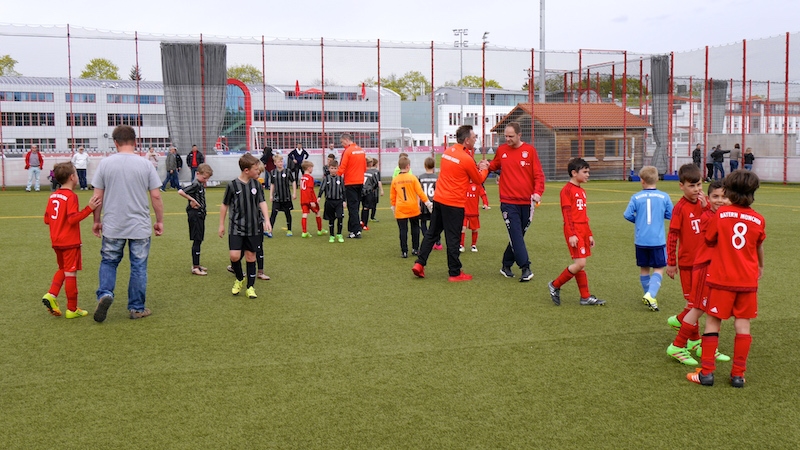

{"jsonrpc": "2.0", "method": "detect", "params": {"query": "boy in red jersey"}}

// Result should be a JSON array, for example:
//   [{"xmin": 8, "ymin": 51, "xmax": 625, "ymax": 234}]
[
  {"xmin": 668, "ymin": 181, "xmax": 732, "ymax": 365},
  {"xmin": 687, "ymin": 170, "xmax": 765, "ymax": 388},
  {"xmin": 299, "ymin": 161, "xmax": 325, "ymax": 238},
  {"xmin": 459, "ymin": 182, "xmax": 484, "ymax": 253},
  {"xmin": 42, "ymin": 162, "xmax": 101, "ymax": 318},
  {"xmin": 665, "ymin": 164, "xmax": 708, "ymax": 331},
  {"xmin": 547, "ymin": 158, "xmax": 605, "ymax": 306}
]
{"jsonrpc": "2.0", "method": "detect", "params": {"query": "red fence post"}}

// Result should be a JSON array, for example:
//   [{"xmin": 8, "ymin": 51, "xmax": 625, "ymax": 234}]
[
  {"xmin": 320, "ymin": 37, "xmax": 325, "ymax": 160},
  {"xmin": 741, "ymin": 39, "xmax": 747, "ymax": 159},
  {"xmin": 784, "ymin": 32, "xmax": 790, "ymax": 184},
  {"xmin": 430, "ymin": 41, "xmax": 435, "ymax": 159}
]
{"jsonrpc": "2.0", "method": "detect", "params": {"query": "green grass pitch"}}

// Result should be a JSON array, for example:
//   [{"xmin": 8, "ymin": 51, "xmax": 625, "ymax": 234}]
[{"xmin": 2, "ymin": 179, "xmax": 799, "ymax": 449}]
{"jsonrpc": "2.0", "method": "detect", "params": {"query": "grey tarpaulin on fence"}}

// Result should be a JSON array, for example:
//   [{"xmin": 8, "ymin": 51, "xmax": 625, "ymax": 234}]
[
  {"xmin": 650, "ymin": 54, "xmax": 669, "ymax": 175},
  {"xmin": 160, "ymin": 42, "xmax": 227, "ymax": 155}
]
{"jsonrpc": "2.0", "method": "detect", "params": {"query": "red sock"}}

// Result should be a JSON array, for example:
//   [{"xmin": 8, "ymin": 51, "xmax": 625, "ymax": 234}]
[
  {"xmin": 460, "ymin": 233, "xmax": 465, "ymax": 246},
  {"xmin": 732, "ymin": 333, "xmax": 752, "ymax": 377},
  {"xmin": 316, "ymin": 216, "xmax": 322, "ymax": 230},
  {"xmin": 301, "ymin": 217, "xmax": 308, "ymax": 233},
  {"xmin": 673, "ymin": 319, "xmax": 697, "ymax": 348},
  {"xmin": 677, "ymin": 307, "xmax": 691, "ymax": 323},
  {"xmin": 700, "ymin": 334, "xmax": 718, "ymax": 375},
  {"xmin": 49, "ymin": 270, "xmax": 65, "ymax": 296},
  {"xmin": 689, "ymin": 322, "xmax": 701, "ymax": 341},
  {"xmin": 553, "ymin": 267, "xmax": 575, "ymax": 289},
  {"xmin": 65, "ymin": 275, "xmax": 78, "ymax": 311},
  {"xmin": 471, "ymin": 231, "xmax": 478, "ymax": 246},
  {"xmin": 575, "ymin": 270, "xmax": 590, "ymax": 298}
]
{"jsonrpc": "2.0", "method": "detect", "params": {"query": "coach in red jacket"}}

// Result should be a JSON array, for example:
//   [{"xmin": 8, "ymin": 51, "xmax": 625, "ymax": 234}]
[{"xmin": 488, "ymin": 122, "xmax": 545, "ymax": 282}]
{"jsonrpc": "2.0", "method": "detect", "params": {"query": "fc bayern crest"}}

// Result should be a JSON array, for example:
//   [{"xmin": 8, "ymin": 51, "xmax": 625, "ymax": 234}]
[
  {"xmin": 522, "ymin": 151, "xmax": 528, "ymax": 158},
  {"xmin": 251, "ymin": 188, "xmax": 257, "ymax": 195}
]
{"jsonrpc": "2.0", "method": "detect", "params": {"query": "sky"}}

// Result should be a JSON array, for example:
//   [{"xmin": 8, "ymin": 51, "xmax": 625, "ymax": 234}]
[{"xmin": 3, "ymin": 0, "xmax": 800, "ymax": 86}]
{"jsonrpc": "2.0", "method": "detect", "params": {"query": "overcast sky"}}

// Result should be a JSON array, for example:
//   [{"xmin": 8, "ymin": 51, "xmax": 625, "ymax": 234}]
[
  {"xmin": 4, "ymin": 0, "xmax": 798, "ymax": 52},
  {"xmin": 3, "ymin": 0, "xmax": 800, "ymax": 86}
]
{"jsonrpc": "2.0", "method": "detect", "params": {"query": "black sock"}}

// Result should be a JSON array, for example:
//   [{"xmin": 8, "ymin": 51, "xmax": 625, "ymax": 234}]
[
  {"xmin": 232, "ymin": 259, "xmax": 244, "ymax": 280},
  {"xmin": 246, "ymin": 261, "xmax": 256, "ymax": 288},
  {"xmin": 192, "ymin": 240, "xmax": 202, "ymax": 266}
]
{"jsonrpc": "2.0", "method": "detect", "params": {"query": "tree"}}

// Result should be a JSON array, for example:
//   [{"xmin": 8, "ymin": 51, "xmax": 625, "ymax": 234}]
[
  {"xmin": 381, "ymin": 71, "xmax": 431, "ymax": 101},
  {"xmin": 227, "ymin": 64, "xmax": 263, "ymax": 84},
  {"xmin": 444, "ymin": 75, "xmax": 502, "ymax": 89},
  {"xmin": 311, "ymin": 78, "xmax": 338, "ymax": 87},
  {"xmin": 0, "ymin": 55, "xmax": 21, "ymax": 76},
  {"xmin": 80, "ymin": 58, "xmax": 120, "ymax": 80},
  {"xmin": 129, "ymin": 65, "xmax": 143, "ymax": 81}
]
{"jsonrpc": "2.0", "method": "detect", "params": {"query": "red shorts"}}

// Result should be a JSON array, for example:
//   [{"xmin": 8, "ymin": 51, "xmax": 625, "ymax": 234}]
[
  {"xmin": 55, "ymin": 247, "xmax": 82, "ymax": 272},
  {"xmin": 706, "ymin": 288, "xmax": 758, "ymax": 320},
  {"xmin": 689, "ymin": 264, "xmax": 709, "ymax": 310},
  {"xmin": 463, "ymin": 216, "xmax": 480, "ymax": 230},
  {"xmin": 678, "ymin": 268, "xmax": 693, "ymax": 302},
  {"xmin": 302, "ymin": 203, "xmax": 320, "ymax": 214},
  {"xmin": 564, "ymin": 223, "xmax": 592, "ymax": 259}
]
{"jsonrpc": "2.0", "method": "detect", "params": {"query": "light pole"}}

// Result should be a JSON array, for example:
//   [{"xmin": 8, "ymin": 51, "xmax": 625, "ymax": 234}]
[
  {"xmin": 482, "ymin": 32, "xmax": 489, "ymax": 155},
  {"xmin": 453, "ymin": 28, "xmax": 468, "ymax": 125}
]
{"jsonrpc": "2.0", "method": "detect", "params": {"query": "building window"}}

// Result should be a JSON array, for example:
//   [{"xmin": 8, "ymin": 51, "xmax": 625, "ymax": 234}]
[
  {"xmin": 108, "ymin": 114, "xmax": 142, "ymax": 127},
  {"xmin": 0, "ymin": 91, "xmax": 54, "ymax": 102},
  {"xmin": 66, "ymin": 113, "xmax": 97, "ymax": 127},
  {"xmin": 138, "ymin": 138, "xmax": 172, "ymax": 150},
  {"xmin": 1, "ymin": 112, "xmax": 55, "ymax": 126},
  {"xmin": 584, "ymin": 140, "xmax": 596, "ymax": 158},
  {"xmin": 107, "ymin": 94, "xmax": 164, "ymax": 104},
  {"xmin": 570, "ymin": 140, "xmax": 579, "ymax": 158},
  {"xmin": 604, "ymin": 139, "xmax": 620, "ymax": 157},
  {"xmin": 65, "ymin": 93, "xmax": 96, "ymax": 103},
  {"xmin": 68, "ymin": 138, "xmax": 93, "ymax": 148}
]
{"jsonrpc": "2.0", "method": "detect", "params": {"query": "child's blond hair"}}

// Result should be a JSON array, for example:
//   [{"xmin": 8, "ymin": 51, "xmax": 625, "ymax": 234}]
[
  {"xmin": 639, "ymin": 166, "xmax": 659, "ymax": 185},
  {"xmin": 196, "ymin": 163, "xmax": 213, "ymax": 176},
  {"xmin": 301, "ymin": 160, "xmax": 314, "ymax": 172}
]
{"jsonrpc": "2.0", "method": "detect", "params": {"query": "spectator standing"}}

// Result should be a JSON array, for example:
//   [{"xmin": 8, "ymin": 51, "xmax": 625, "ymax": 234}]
[
  {"xmin": 691, "ymin": 144, "xmax": 702, "ymax": 169},
  {"xmin": 729, "ymin": 143, "xmax": 741, "ymax": 172},
  {"xmin": 161, "ymin": 147, "xmax": 180, "ymax": 191},
  {"xmin": 710, "ymin": 145, "xmax": 730, "ymax": 180},
  {"xmin": 146, "ymin": 147, "xmax": 159, "ymax": 170},
  {"xmin": 186, "ymin": 145, "xmax": 205, "ymax": 181},
  {"xmin": 24, "ymin": 144, "xmax": 44, "ymax": 192},
  {"xmin": 744, "ymin": 147, "xmax": 755, "ymax": 170},
  {"xmin": 71, "ymin": 147, "xmax": 90, "ymax": 190}
]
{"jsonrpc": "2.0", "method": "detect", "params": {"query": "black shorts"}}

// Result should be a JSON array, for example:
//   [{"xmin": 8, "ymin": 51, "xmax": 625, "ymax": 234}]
[
  {"xmin": 187, "ymin": 209, "xmax": 206, "ymax": 241},
  {"xmin": 272, "ymin": 200, "xmax": 294, "ymax": 212},
  {"xmin": 324, "ymin": 199, "xmax": 344, "ymax": 221},
  {"xmin": 229, "ymin": 234, "xmax": 262, "ymax": 253},
  {"xmin": 361, "ymin": 192, "xmax": 376, "ymax": 209}
]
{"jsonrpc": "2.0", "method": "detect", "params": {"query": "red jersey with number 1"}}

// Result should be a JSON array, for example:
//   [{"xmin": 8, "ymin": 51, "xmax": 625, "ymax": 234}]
[
  {"xmin": 44, "ymin": 188, "xmax": 93, "ymax": 249},
  {"xmin": 300, "ymin": 174, "xmax": 317, "ymax": 204},
  {"xmin": 560, "ymin": 181, "xmax": 590, "ymax": 237},
  {"xmin": 705, "ymin": 204, "xmax": 766, "ymax": 291},
  {"xmin": 667, "ymin": 197, "xmax": 707, "ymax": 268}
]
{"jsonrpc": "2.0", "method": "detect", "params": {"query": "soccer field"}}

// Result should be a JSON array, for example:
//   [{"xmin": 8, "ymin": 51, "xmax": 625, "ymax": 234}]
[{"xmin": 2, "ymin": 180, "xmax": 799, "ymax": 449}]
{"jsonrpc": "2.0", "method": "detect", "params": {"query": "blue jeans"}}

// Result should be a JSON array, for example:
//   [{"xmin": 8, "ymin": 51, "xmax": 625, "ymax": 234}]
[
  {"xmin": 97, "ymin": 237, "xmax": 151, "ymax": 311},
  {"xmin": 77, "ymin": 168, "xmax": 87, "ymax": 189},
  {"xmin": 730, "ymin": 160, "xmax": 739, "ymax": 172},
  {"xmin": 162, "ymin": 170, "xmax": 179, "ymax": 190},
  {"xmin": 500, "ymin": 203, "xmax": 532, "ymax": 270},
  {"xmin": 713, "ymin": 162, "xmax": 725, "ymax": 180},
  {"xmin": 26, "ymin": 167, "xmax": 41, "ymax": 190},
  {"xmin": 744, "ymin": 164, "xmax": 753, "ymax": 171}
]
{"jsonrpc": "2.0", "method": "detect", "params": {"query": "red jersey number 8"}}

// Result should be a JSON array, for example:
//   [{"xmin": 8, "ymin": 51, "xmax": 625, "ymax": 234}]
[{"xmin": 732, "ymin": 222, "xmax": 748, "ymax": 250}]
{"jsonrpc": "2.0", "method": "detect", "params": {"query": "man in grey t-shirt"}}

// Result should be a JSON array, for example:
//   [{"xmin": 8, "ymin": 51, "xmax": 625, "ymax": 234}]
[{"xmin": 91, "ymin": 125, "xmax": 164, "ymax": 322}]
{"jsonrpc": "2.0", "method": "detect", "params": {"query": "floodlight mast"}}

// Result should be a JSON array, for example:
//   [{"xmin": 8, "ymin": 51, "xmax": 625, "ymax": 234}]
[{"xmin": 453, "ymin": 28, "xmax": 468, "ymax": 124}]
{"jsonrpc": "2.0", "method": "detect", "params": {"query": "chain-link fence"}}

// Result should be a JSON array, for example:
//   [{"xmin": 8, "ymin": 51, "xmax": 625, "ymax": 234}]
[{"xmin": 2, "ymin": 24, "xmax": 799, "ymax": 187}]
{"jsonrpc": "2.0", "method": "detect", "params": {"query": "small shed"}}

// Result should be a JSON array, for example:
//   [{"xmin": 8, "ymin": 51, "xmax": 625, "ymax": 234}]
[{"xmin": 492, "ymin": 103, "xmax": 652, "ymax": 180}]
